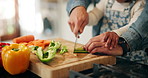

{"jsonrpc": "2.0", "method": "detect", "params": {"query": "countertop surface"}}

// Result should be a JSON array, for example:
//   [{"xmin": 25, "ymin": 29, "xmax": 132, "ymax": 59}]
[{"xmin": 1, "ymin": 57, "xmax": 148, "ymax": 78}]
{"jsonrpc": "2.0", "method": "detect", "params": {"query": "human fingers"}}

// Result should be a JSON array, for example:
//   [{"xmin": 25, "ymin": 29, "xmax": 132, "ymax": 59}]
[
  {"xmin": 87, "ymin": 42, "xmax": 105, "ymax": 52},
  {"xmin": 115, "ymin": 37, "xmax": 119, "ymax": 48},
  {"xmin": 84, "ymin": 40, "xmax": 91, "ymax": 51},
  {"xmin": 111, "ymin": 34, "xmax": 118, "ymax": 48},
  {"xmin": 68, "ymin": 20, "xmax": 74, "ymax": 32},
  {"xmin": 110, "ymin": 35, "xmax": 116, "ymax": 49},
  {"xmin": 79, "ymin": 20, "xmax": 87, "ymax": 33},
  {"xmin": 91, "ymin": 45, "xmax": 123, "ymax": 55},
  {"xmin": 105, "ymin": 36, "xmax": 112, "ymax": 49},
  {"xmin": 79, "ymin": 14, "xmax": 89, "ymax": 33},
  {"xmin": 84, "ymin": 35, "xmax": 104, "ymax": 51},
  {"xmin": 90, "ymin": 47, "xmax": 108, "ymax": 54},
  {"xmin": 73, "ymin": 18, "xmax": 83, "ymax": 37},
  {"xmin": 103, "ymin": 32, "xmax": 109, "ymax": 42},
  {"xmin": 84, "ymin": 37, "xmax": 98, "ymax": 51},
  {"xmin": 113, "ymin": 33, "xmax": 119, "ymax": 48}
]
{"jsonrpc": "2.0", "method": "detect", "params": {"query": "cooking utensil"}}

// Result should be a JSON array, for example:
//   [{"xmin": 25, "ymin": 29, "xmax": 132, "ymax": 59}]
[{"xmin": 73, "ymin": 33, "xmax": 80, "ymax": 52}]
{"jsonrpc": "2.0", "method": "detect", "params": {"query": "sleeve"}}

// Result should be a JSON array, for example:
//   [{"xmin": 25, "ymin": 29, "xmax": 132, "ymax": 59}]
[
  {"xmin": 121, "ymin": 2, "xmax": 148, "ymax": 52},
  {"xmin": 66, "ymin": 0, "xmax": 92, "ymax": 15},
  {"xmin": 113, "ymin": 0, "xmax": 145, "ymax": 36},
  {"xmin": 88, "ymin": 0, "xmax": 106, "ymax": 26}
]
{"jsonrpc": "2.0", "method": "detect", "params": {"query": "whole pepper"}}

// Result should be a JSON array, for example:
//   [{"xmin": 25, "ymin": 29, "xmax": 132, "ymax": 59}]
[
  {"xmin": 0, "ymin": 43, "xmax": 10, "ymax": 67},
  {"xmin": 2, "ymin": 44, "xmax": 30, "ymax": 75}
]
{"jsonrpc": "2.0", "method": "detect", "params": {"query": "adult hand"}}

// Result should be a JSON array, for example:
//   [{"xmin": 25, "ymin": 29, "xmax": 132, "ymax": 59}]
[
  {"xmin": 92, "ymin": 44, "xmax": 123, "ymax": 56},
  {"xmin": 103, "ymin": 32, "xmax": 119, "ymax": 49},
  {"xmin": 84, "ymin": 41, "xmax": 123, "ymax": 56},
  {"xmin": 68, "ymin": 6, "xmax": 89, "ymax": 37},
  {"xmin": 84, "ymin": 32, "xmax": 119, "ymax": 51}
]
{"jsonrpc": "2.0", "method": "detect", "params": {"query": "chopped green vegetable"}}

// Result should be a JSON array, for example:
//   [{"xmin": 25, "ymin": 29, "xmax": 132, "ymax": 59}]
[
  {"xmin": 75, "ymin": 47, "xmax": 84, "ymax": 51},
  {"xmin": 29, "ymin": 46, "xmax": 38, "ymax": 54},
  {"xmin": 59, "ymin": 46, "xmax": 68, "ymax": 54},
  {"xmin": 74, "ymin": 50, "xmax": 89, "ymax": 53},
  {"xmin": 74, "ymin": 47, "xmax": 89, "ymax": 53},
  {"xmin": 36, "ymin": 40, "xmax": 62, "ymax": 63},
  {"xmin": 34, "ymin": 46, "xmax": 39, "ymax": 50},
  {"xmin": 36, "ymin": 47, "xmax": 56, "ymax": 63},
  {"xmin": 12, "ymin": 48, "xmax": 19, "ymax": 51},
  {"xmin": 36, "ymin": 47, "xmax": 43, "ymax": 58},
  {"xmin": 48, "ymin": 40, "xmax": 61, "ymax": 49}
]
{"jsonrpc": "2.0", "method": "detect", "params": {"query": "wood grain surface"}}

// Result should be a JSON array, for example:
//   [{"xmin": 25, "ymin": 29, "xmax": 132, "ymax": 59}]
[{"xmin": 29, "ymin": 38, "xmax": 116, "ymax": 78}]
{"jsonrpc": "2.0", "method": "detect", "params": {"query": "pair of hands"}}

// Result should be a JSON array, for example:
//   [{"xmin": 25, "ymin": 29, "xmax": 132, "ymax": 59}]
[
  {"xmin": 84, "ymin": 32, "xmax": 123, "ymax": 56},
  {"xmin": 68, "ymin": 6, "xmax": 123, "ymax": 56}
]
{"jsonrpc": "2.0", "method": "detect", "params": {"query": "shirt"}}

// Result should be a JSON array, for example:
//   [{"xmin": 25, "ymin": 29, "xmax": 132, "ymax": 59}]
[{"xmin": 88, "ymin": 0, "xmax": 145, "ymax": 36}]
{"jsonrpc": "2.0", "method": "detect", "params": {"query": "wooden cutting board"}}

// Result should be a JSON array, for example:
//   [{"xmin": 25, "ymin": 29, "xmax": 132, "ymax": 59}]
[{"xmin": 29, "ymin": 38, "xmax": 116, "ymax": 78}]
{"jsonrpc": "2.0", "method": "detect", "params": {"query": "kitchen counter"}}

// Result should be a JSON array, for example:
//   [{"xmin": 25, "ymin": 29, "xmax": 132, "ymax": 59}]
[
  {"xmin": 1, "ymin": 57, "xmax": 148, "ymax": 78},
  {"xmin": 0, "ymin": 68, "xmax": 40, "ymax": 78}
]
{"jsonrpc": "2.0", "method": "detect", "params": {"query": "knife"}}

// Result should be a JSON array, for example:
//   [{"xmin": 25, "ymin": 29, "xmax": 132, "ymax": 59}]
[{"xmin": 73, "ymin": 33, "xmax": 80, "ymax": 52}]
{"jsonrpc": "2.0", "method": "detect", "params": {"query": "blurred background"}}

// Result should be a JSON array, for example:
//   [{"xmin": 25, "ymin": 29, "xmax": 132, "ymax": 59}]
[{"xmin": 0, "ymin": 0, "xmax": 93, "ymax": 44}]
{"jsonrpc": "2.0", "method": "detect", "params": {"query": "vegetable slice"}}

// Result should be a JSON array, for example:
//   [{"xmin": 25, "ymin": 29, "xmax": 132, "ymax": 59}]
[
  {"xmin": 74, "ymin": 47, "xmax": 89, "ymax": 53},
  {"xmin": 36, "ymin": 40, "xmax": 61, "ymax": 63},
  {"xmin": 59, "ymin": 46, "xmax": 68, "ymax": 54}
]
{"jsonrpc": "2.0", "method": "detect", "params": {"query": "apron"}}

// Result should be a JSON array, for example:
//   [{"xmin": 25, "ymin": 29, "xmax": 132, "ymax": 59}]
[
  {"xmin": 92, "ymin": 0, "xmax": 136, "ymax": 36},
  {"xmin": 100, "ymin": 0, "xmax": 136, "ymax": 33},
  {"xmin": 93, "ymin": 0, "xmax": 148, "ymax": 65}
]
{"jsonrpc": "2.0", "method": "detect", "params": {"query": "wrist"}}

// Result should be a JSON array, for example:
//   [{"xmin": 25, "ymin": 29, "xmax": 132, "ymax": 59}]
[
  {"xmin": 74, "ymin": 6, "xmax": 86, "ymax": 12},
  {"xmin": 118, "ymin": 37, "xmax": 129, "ymax": 56},
  {"xmin": 70, "ymin": 6, "xmax": 86, "ymax": 15}
]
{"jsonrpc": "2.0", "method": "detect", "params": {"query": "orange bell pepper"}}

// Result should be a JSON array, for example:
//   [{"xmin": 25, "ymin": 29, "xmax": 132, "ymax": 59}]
[
  {"xmin": 2, "ymin": 44, "xmax": 30, "ymax": 75},
  {"xmin": 0, "ymin": 42, "xmax": 10, "ymax": 67}
]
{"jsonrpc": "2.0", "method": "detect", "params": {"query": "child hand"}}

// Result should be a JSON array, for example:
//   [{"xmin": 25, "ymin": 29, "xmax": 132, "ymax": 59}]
[{"xmin": 103, "ymin": 32, "xmax": 119, "ymax": 49}]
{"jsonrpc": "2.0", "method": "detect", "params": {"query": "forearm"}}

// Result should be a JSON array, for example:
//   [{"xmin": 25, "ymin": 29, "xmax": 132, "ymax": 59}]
[
  {"xmin": 121, "ymin": 3, "xmax": 148, "ymax": 52},
  {"xmin": 88, "ymin": 0, "xmax": 105, "ymax": 26},
  {"xmin": 66, "ymin": 0, "xmax": 91, "ymax": 15},
  {"xmin": 88, "ymin": 8, "xmax": 104, "ymax": 26},
  {"xmin": 113, "ymin": 0, "xmax": 145, "ymax": 36}
]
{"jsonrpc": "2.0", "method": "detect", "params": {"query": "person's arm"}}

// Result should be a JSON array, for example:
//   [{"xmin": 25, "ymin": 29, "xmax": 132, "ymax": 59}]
[
  {"xmin": 88, "ymin": 0, "xmax": 106, "ymax": 26},
  {"xmin": 121, "ymin": 2, "xmax": 148, "ymax": 52},
  {"xmin": 66, "ymin": 0, "xmax": 91, "ymax": 15},
  {"xmin": 113, "ymin": 0, "xmax": 145, "ymax": 36}
]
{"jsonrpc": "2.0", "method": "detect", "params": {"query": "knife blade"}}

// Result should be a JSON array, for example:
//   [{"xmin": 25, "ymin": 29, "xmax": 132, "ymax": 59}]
[{"xmin": 73, "ymin": 33, "xmax": 80, "ymax": 52}]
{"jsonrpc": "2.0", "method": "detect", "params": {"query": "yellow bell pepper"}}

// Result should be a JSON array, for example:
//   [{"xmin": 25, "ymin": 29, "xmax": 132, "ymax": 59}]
[{"xmin": 2, "ymin": 44, "xmax": 30, "ymax": 75}]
